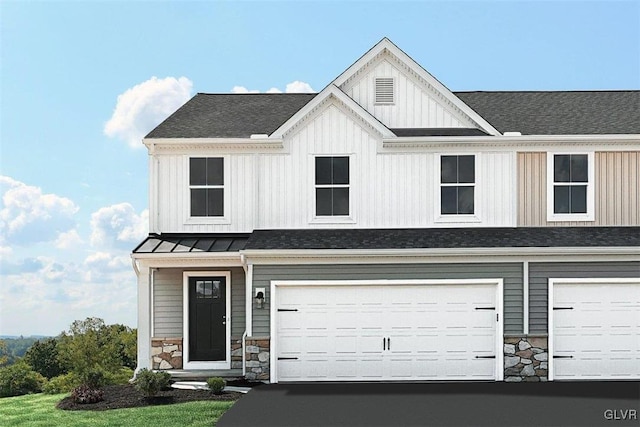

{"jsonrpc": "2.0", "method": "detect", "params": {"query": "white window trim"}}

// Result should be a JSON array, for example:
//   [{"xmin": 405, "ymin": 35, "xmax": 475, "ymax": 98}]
[
  {"xmin": 269, "ymin": 278, "xmax": 504, "ymax": 384},
  {"xmin": 310, "ymin": 154, "xmax": 356, "ymax": 224},
  {"xmin": 184, "ymin": 155, "xmax": 231, "ymax": 225},
  {"xmin": 374, "ymin": 76, "xmax": 395, "ymax": 105},
  {"xmin": 546, "ymin": 152, "xmax": 595, "ymax": 222},
  {"xmin": 435, "ymin": 153, "xmax": 481, "ymax": 224},
  {"xmin": 182, "ymin": 271, "xmax": 231, "ymax": 370}
]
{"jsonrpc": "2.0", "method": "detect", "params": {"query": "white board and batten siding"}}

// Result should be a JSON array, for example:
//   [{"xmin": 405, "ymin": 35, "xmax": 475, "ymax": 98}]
[
  {"xmin": 549, "ymin": 278, "xmax": 640, "ymax": 380},
  {"xmin": 339, "ymin": 55, "xmax": 476, "ymax": 129},
  {"xmin": 152, "ymin": 101, "xmax": 516, "ymax": 233}
]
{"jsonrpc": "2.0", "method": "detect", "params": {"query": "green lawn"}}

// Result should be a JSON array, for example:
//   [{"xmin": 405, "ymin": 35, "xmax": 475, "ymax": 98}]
[{"xmin": 0, "ymin": 393, "xmax": 235, "ymax": 427}]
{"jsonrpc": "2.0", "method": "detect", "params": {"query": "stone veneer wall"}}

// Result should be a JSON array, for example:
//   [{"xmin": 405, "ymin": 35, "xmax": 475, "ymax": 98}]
[
  {"xmin": 504, "ymin": 335, "xmax": 548, "ymax": 382},
  {"xmin": 245, "ymin": 337, "xmax": 270, "ymax": 381},
  {"xmin": 151, "ymin": 338, "xmax": 183, "ymax": 370}
]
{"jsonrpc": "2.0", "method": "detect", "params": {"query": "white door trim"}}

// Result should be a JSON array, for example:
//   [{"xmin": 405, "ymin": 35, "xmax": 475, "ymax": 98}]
[
  {"xmin": 548, "ymin": 277, "xmax": 640, "ymax": 381},
  {"xmin": 270, "ymin": 278, "xmax": 504, "ymax": 383},
  {"xmin": 183, "ymin": 271, "xmax": 231, "ymax": 370}
]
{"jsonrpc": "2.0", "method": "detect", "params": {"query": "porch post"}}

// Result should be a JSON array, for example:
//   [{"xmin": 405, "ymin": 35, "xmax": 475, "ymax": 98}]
[{"xmin": 136, "ymin": 264, "xmax": 152, "ymax": 372}]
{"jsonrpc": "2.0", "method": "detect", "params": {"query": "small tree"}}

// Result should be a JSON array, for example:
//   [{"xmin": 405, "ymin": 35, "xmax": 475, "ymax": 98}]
[
  {"xmin": 57, "ymin": 318, "xmax": 120, "ymax": 384},
  {"xmin": 24, "ymin": 338, "xmax": 67, "ymax": 379}
]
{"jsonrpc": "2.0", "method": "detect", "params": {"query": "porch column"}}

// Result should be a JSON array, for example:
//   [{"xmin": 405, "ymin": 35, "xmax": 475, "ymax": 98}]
[{"xmin": 136, "ymin": 264, "xmax": 151, "ymax": 372}]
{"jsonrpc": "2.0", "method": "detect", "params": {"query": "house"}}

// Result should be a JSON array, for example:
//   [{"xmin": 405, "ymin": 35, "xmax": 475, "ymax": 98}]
[{"xmin": 131, "ymin": 38, "xmax": 640, "ymax": 383}]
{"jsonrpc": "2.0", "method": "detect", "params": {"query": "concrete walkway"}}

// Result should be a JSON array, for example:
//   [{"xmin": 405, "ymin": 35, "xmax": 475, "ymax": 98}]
[{"xmin": 218, "ymin": 381, "xmax": 640, "ymax": 427}]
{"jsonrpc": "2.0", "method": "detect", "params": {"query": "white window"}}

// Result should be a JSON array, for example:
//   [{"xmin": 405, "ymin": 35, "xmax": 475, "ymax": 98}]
[
  {"xmin": 315, "ymin": 156, "xmax": 349, "ymax": 216},
  {"xmin": 440, "ymin": 155, "xmax": 475, "ymax": 215},
  {"xmin": 189, "ymin": 157, "xmax": 224, "ymax": 217},
  {"xmin": 375, "ymin": 77, "xmax": 395, "ymax": 104},
  {"xmin": 547, "ymin": 152, "xmax": 595, "ymax": 221}
]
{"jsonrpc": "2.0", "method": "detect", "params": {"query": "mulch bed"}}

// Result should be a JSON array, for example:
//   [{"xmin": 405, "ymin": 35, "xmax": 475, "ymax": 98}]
[{"xmin": 57, "ymin": 384, "xmax": 244, "ymax": 411}]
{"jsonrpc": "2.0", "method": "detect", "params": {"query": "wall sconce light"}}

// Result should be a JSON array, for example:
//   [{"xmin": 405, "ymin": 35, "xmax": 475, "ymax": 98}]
[{"xmin": 255, "ymin": 288, "xmax": 266, "ymax": 309}]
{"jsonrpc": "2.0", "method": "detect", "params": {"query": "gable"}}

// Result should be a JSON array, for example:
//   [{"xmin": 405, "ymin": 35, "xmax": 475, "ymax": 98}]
[{"xmin": 334, "ymin": 38, "xmax": 500, "ymax": 136}]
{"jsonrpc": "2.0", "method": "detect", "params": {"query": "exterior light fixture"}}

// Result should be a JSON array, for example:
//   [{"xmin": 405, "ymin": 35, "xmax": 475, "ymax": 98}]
[{"xmin": 255, "ymin": 288, "xmax": 266, "ymax": 309}]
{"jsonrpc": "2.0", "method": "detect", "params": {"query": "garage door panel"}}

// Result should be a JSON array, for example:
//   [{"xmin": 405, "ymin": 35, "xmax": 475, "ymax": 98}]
[
  {"xmin": 276, "ymin": 283, "xmax": 499, "ymax": 382},
  {"xmin": 552, "ymin": 279, "xmax": 640, "ymax": 380}
]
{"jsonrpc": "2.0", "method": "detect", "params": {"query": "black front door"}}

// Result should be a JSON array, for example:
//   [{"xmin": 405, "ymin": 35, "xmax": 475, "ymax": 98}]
[{"xmin": 189, "ymin": 276, "xmax": 226, "ymax": 361}]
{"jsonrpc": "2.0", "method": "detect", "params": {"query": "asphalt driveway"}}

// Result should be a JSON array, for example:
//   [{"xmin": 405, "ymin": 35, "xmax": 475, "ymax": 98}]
[{"xmin": 218, "ymin": 381, "xmax": 640, "ymax": 427}]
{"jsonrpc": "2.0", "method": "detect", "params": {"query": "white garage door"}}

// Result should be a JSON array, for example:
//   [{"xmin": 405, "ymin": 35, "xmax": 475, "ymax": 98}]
[
  {"xmin": 272, "ymin": 280, "xmax": 502, "ymax": 382},
  {"xmin": 550, "ymin": 278, "xmax": 640, "ymax": 380}
]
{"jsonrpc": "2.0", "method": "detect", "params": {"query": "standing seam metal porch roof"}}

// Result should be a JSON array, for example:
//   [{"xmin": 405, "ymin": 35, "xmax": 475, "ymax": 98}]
[{"xmin": 145, "ymin": 91, "xmax": 640, "ymax": 139}]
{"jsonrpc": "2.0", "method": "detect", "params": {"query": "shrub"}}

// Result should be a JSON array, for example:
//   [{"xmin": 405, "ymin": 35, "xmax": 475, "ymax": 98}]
[
  {"xmin": 71, "ymin": 384, "xmax": 104, "ymax": 404},
  {"xmin": 0, "ymin": 361, "xmax": 46, "ymax": 397},
  {"xmin": 42, "ymin": 372, "xmax": 81, "ymax": 394},
  {"xmin": 206, "ymin": 377, "xmax": 226, "ymax": 394},
  {"xmin": 133, "ymin": 368, "xmax": 171, "ymax": 397},
  {"xmin": 105, "ymin": 367, "xmax": 135, "ymax": 385}
]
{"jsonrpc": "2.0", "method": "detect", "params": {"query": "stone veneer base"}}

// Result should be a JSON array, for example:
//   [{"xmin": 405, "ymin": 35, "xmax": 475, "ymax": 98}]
[
  {"xmin": 151, "ymin": 338, "xmax": 183, "ymax": 370},
  {"xmin": 504, "ymin": 335, "xmax": 548, "ymax": 382},
  {"xmin": 245, "ymin": 336, "xmax": 270, "ymax": 381}
]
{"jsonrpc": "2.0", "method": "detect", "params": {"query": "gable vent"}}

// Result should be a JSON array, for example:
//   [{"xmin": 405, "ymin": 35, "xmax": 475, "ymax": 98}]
[{"xmin": 375, "ymin": 77, "xmax": 395, "ymax": 104}]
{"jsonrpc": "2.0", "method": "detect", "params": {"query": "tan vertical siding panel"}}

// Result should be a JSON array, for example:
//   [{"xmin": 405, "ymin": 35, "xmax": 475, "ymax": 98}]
[{"xmin": 519, "ymin": 151, "xmax": 639, "ymax": 227}]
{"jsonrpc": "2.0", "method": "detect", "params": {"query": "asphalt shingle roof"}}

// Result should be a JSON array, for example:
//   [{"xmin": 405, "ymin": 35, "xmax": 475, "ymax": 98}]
[
  {"xmin": 245, "ymin": 227, "xmax": 640, "ymax": 250},
  {"xmin": 456, "ymin": 91, "xmax": 640, "ymax": 135},
  {"xmin": 145, "ymin": 91, "xmax": 640, "ymax": 139},
  {"xmin": 146, "ymin": 93, "xmax": 316, "ymax": 139}
]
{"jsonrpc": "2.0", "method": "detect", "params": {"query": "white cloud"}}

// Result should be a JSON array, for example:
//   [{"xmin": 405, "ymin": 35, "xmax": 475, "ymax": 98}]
[
  {"xmin": 90, "ymin": 203, "xmax": 148, "ymax": 248},
  {"xmin": 285, "ymin": 80, "xmax": 315, "ymax": 93},
  {"xmin": 104, "ymin": 76, "xmax": 193, "ymax": 148},
  {"xmin": 55, "ymin": 229, "xmax": 84, "ymax": 249},
  {"xmin": 0, "ymin": 176, "xmax": 79, "ymax": 246},
  {"xmin": 231, "ymin": 86, "xmax": 260, "ymax": 94},
  {"xmin": 230, "ymin": 80, "xmax": 315, "ymax": 94}
]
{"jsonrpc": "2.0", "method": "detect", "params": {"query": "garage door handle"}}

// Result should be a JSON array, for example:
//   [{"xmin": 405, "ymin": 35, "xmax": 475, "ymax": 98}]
[
  {"xmin": 277, "ymin": 308, "xmax": 298, "ymax": 312},
  {"xmin": 475, "ymin": 307, "xmax": 495, "ymax": 310},
  {"xmin": 554, "ymin": 355, "xmax": 574, "ymax": 359},
  {"xmin": 553, "ymin": 307, "xmax": 573, "ymax": 310},
  {"xmin": 277, "ymin": 357, "xmax": 298, "ymax": 360},
  {"xmin": 475, "ymin": 355, "xmax": 496, "ymax": 359},
  {"xmin": 387, "ymin": 338, "xmax": 390, "ymax": 350}
]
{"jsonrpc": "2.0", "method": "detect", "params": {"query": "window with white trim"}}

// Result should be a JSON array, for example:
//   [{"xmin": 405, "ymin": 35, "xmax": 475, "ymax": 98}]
[
  {"xmin": 189, "ymin": 157, "xmax": 224, "ymax": 217},
  {"xmin": 315, "ymin": 156, "xmax": 349, "ymax": 216},
  {"xmin": 547, "ymin": 153, "xmax": 594, "ymax": 221},
  {"xmin": 440, "ymin": 155, "xmax": 475, "ymax": 215}
]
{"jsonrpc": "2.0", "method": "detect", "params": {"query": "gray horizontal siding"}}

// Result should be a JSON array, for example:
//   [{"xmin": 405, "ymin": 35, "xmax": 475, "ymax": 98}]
[
  {"xmin": 153, "ymin": 270, "xmax": 183, "ymax": 337},
  {"xmin": 253, "ymin": 263, "xmax": 523, "ymax": 336},
  {"xmin": 152, "ymin": 267, "xmax": 245, "ymax": 338},
  {"xmin": 528, "ymin": 262, "xmax": 640, "ymax": 333}
]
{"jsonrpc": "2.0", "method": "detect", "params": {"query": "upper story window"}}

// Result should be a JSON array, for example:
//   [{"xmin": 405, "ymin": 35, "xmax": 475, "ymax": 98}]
[
  {"xmin": 315, "ymin": 156, "xmax": 349, "ymax": 216},
  {"xmin": 547, "ymin": 152, "xmax": 594, "ymax": 221},
  {"xmin": 374, "ymin": 77, "xmax": 395, "ymax": 104},
  {"xmin": 189, "ymin": 157, "xmax": 224, "ymax": 217},
  {"xmin": 440, "ymin": 155, "xmax": 475, "ymax": 215}
]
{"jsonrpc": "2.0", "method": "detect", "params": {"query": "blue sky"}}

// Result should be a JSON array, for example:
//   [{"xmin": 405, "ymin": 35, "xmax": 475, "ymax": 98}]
[{"xmin": 1, "ymin": 1, "xmax": 638, "ymax": 337}]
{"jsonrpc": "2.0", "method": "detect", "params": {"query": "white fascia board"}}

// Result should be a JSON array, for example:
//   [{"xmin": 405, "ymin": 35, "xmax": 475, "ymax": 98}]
[
  {"xmin": 131, "ymin": 252, "xmax": 244, "ymax": 268},
  {"xmin": 142, "ymin": 137, "xmax": 284, "ymax": 151},
  {"xmin": 332, "ymin": 38, "xmax": 501, "ymax": 137},
  {"xmin": 241, "ymin": 247, "xmax": 640, "ymax": 264},
  {"xmin": 270, "ymin": 85, "xmax": 394, "ymax": 139}
]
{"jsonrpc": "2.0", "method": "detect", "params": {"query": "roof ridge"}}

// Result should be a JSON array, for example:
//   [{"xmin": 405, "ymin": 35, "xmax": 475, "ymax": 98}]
[
  {"xmin": 455, "ymin": 90, "xmax": 640, "ymax": 94},
  {"xmin": 195, "ymin": 92, "xmax": 317, "ymax": 96}
]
